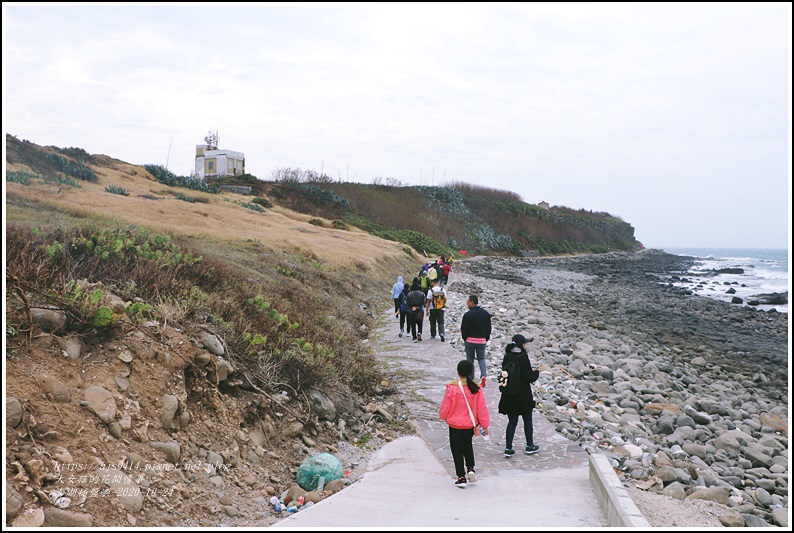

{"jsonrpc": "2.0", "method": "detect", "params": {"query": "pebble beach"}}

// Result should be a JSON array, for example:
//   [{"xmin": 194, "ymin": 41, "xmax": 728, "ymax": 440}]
[{"xmin": 441, "ymin": 249, "xmax": 789, "ymax": 527}]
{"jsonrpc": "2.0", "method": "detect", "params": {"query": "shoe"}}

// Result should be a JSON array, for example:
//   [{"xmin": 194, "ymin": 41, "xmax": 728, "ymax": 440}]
[
  {"xmin": 417, "ymin": 334, "xmax": 422, "ymax": 342},
  {"xmin": 467, "ymin": 469, "xmax": 477, "ymax": 483},
  {"xmin": 398, "ymin": 330, "xmax": 403, "ymax": 338},
  {"xmin": 504, "ymin": 448, "xmax": 516, "ymax": 458},
  {"xmin": 440, "ymin": 335, "xmax": 445, "ymax": 342},
  {"xmin": 480, "ymin": 377, "xmax": 486, "ymax": 388},
  {"xmin": 454, "ymin": 476, "xmax": 468, "ymax": 488},
  {"xmin": 430, "ymin": 336, "xmax": 436, "ymax": 340},
  {"xmin": 525, "ymin": 444, "xmax": 539, "ymax": 455}
]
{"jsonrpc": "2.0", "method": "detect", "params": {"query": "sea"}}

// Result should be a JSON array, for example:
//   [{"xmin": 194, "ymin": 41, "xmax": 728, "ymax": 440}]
[{"xmin": 659, "ymin": 247, "xmax": 789, "ymax": 314}]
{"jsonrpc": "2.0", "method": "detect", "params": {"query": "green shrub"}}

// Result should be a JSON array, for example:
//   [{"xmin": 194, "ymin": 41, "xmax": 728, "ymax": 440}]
[
  {"xmin": 6, "ymin": 171, "xmax": 33, "ymax": 185},
  {"xmin": 144, "ymin": 164, "xmax": 220, "ymax": 194},
  {"xmin": 308, "ymin": 218, "xmax": 325, "ymax": 227},
  {"xmin": 105, "ymin": 184, "xmax": 129, "ymax": 196},
  {"xmin": 176, "ymin": 194, "xmax": 196, "ymax": 203},
  {"xmin": 235, "ymin": 200, "xmax": 266, "ymax": 213},
  {"xmin": 251, "ymin": 197, "xmax": 273, "ymax": 208}
]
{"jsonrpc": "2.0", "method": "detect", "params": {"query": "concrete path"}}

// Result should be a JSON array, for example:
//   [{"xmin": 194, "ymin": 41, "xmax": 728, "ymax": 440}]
[{"xmin": 275, "ymin": 295, "xmax": 614, "ymax": 528}]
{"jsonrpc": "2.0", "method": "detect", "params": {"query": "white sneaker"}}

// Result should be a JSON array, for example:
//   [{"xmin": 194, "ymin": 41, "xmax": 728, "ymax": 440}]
[{"xmin": 467, "ymin": 469, "xmax": 477, "ymax": 483}]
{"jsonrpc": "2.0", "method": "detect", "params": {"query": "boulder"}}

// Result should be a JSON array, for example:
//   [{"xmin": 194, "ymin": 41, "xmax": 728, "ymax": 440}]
[
  {"xmin": 83, "ymin": 386, "xmax": 116, "ymax": 424},
  {"xmin": 36, "ymin": 374, "xmax": 71, "ymax": 403},
  {"xmin": 30, "ymin": 308, "xmax": 67, "ymax": 332},
  {"xmin": 104, "ymin": 469, "xmax": 143, "ymax": 513},
  {"xmin": 6, "ymin": 484, "xmax": 24, "ymax": 520},
  {"xmin": 43, "ymin": 507, "xmax": 94, "ymax": 527},
  {"xmin": 160, "ymin": 394, "xmax": 179, "ymax": 430},
  {"xmin": 56, "ymin": 335, "xmax": 84, "ymax": 361},
  {"xmin": 309, "ymin": 390, "xmax": 337, "ymax": 422},
  {"xmin": 200, "ymin": 332, "xmax": 225, "ymax": 356},
  {"xmin": 6, "ymin": 397, "xmax": 23, "ymax": 428},
  {"xmin": 149, "ymin": 441, "xmax": 181, "ymax": 464},
  {"xmin": 686, "ymin": 486, "xmax": 731, "ymax": 504}
]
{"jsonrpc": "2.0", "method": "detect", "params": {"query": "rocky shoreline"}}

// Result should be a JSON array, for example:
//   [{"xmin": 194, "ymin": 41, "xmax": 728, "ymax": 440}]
[{"xmin": 447, "ymin": 249, "xmax": 788, "ymax": 528}]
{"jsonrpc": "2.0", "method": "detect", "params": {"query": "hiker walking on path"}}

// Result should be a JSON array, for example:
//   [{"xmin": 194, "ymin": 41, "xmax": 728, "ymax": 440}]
[
  {"xmin": 406, "ymin": 282, "xmax": 427, "ymax": 342},
  {"xmin": 396, "ymin": 283, "xmax": 410, "ymax": 337},
  {"xmin": 391, "ymin": 276, "xmax": 404, "ymax": 315},
  {"xmin": 460, "ymin": 294, "xmax": 491, "ymax": 388},
  {"xmin": 498, "ymin": 334, "xmax": 540, "ymax": 457},
  {"xmin": 425, "ymin": 277, "xmax": 447, "ymax": 342},
  {"xmin": 439, "ymin": 359, "xmax": 490, "ymax": 489}
]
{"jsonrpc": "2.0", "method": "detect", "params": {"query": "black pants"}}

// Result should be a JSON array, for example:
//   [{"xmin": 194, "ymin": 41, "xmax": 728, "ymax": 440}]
[
  {"xmin": 449, "ymin": 427, "xmax": 475, "ymax": 478},
  {"xmin": 407, "ymin": 311, "xmax": 423, "ymax": 339},
  {"xmin": 428, "ymin": 309, "xmax": 444, "ymax": 338},
  {"xmin": 399, "ymin": 310, "xmax": 408, "ymax": 331},
  {"xmin": 505, "ymin": 411, "xmax": 534, "ymax": 450},
  {"xmin": 393, "ymin": 298, "xmax": 400, "ymax": 314}
]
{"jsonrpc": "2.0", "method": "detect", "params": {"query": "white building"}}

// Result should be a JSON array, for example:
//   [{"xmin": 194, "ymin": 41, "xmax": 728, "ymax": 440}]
[{"xmin": 194, "ymin": 131, "xmax": 245, "ymax": 180}]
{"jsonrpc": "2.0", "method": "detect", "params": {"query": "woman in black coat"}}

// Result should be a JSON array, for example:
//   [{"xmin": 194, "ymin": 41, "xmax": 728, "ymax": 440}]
[{"xmin": 498, "ymin": 334, "xmax": 540, "ymax": 457}]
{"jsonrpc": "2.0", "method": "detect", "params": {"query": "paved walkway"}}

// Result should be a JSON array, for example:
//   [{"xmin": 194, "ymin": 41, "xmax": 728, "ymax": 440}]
[{"xmin": 275, "ymin": 302, "xmax": 609, "ymax": 528}]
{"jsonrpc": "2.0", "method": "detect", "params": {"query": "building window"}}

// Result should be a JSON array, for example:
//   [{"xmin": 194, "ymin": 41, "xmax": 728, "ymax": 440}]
[{"xmin": 208, "ymin": 161, "xmax": 214, "ymax": 170}]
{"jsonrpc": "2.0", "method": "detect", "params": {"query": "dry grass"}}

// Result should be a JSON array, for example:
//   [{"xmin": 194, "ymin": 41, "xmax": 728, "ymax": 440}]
[{"xmin": 5, "ymin": 160, "xmax": 419, "ymax": 271}]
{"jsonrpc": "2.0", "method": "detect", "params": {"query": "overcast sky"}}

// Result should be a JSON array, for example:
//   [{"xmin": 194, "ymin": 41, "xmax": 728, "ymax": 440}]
[{"xmin": 3, "ymin": 3, "xmax": 791, "ymax": 249}]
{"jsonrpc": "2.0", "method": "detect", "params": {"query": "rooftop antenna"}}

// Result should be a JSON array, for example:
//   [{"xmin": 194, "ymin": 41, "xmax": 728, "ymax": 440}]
[{"xmin": 165, "ymin": 136, "xmax": 173, "ymax": 170}]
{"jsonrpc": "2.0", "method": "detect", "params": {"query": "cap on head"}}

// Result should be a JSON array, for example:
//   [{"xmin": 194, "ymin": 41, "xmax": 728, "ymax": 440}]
[{"xmin": 511, "ymin": 334, "xmax": 526, "ymax": 346}]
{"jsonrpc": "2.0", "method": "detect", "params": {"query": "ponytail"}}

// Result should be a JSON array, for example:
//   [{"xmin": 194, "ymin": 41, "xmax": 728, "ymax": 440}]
[
  {"xmin": 465, "ymin": 376, "xmax": 480, "ymax": 394},
  {"xmin": 456, "ymin": 360, "xmax": 480, "ymax": 393}
]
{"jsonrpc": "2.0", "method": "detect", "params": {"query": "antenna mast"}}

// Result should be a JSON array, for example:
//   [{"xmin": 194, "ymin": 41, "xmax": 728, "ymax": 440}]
[{"xmin": 166, "ymin": 136, "xmax": 174, "ymax": 170}]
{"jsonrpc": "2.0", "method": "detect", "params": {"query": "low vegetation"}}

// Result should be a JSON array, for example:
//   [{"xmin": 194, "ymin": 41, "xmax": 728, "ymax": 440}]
[{"xmin": 6, "ymin": 223, "xmax": 394, "ymax": 395}]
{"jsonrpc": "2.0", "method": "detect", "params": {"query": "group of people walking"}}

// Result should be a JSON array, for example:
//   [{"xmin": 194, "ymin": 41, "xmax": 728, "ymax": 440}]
[
  {"xmin": 389, "ymin": 259, "xmax": 540, "ymax": 488},
  {"xmin": 390, "ymin": 256, "xmax": 454, "ymax": 343}
]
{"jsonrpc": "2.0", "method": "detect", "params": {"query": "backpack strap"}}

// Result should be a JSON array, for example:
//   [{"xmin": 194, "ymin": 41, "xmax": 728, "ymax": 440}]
[{"xmin": 457, "ymin": 380, "xmax": 477, "ymax": 428}]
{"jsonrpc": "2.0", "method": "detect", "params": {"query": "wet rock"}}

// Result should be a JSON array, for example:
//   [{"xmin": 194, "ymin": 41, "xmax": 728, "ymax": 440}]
[
  {"xmin": 83, "ymin": 386, "xmax": 117, "ymax": 424},
  {"xmin": 6, "ymin": 397, "xmax": 23, "ymax": 428},
  {"xmin": 43, "ymin": 507, "xmax": 93, "ymax": 527},
  {"xmin": 31, "ymin": 308, "xmax": 67, "ymax": 332},
  {"xmin": 36, "ymin": 374, "xmax": 71, "ymax": 403}
]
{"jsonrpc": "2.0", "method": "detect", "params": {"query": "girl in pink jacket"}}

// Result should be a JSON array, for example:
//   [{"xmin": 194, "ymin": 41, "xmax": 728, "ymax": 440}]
[{"xmin": 438, "ymin": 359, "xmax": 491, "ymax": 488}]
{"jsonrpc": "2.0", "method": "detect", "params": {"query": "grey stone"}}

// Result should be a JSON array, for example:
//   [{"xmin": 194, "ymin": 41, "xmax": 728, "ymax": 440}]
[
  {"xmin": 684, "ymin": 404, "xmax": 712, "ymax": 424},
  {"xmin": 223, "ymin": 506, "xmax": 240, "ymax": 517},
  {"xmin": 744, "ymin": 447, "xmax": 774, "ymax": 468},
  {"xmin": 56, "ymin": 336, "xmax": 84, "ymax": 361},
  {"xmin": 309, "ymin": 390, "xmax": 337, "ymax": 421},
  {"xmin": 108, "ymin": 422, "xmax": 122, "ymax": 439},
  {"xmin": 660, "ymin": 481, "xmax": 686, "ymax": 500},
  {"xmin": 104, "ymin": 469, "xmax": 143, "ymax": 513},
  {"xmin": 31, "ymin": 307, "xmax": 67, "ymax": 332},
  {"xmin": 718, "ymin": 509, "xmax": 745, "ymax": 527},
  {"xmin": 772, "ymin": 507, "xmax": 788, "ymax": 527},
  {"xmin": 160, "ymin": 394, "xmax": 179, "ymax": 430},
  {"xmin": 742, "ymin": 514, "xmax": 772, "ymax": 527},
  {"xmin": 12, "ymin": 508, "xmax": 45, "ymax": 527},
  {"xmin": 686, "ymin": 486, "xmax": 731, "ymax": 504},
  {"xmin": 149, "ymin": 441, "xmax": 181, "ymax": 464},
  {"xmin": 36, "ymin": 374, "xmax": 71, "ymax": 403},
  {"xmin": 201, "ymin": 332, "xmax": 225, "ymax": 356},
  {"xmin": 6, "ymin": 484, "xmax": 24, "ymax": 520},
  {"xmin": 752, "ymin": 487, "xmax": 774, "ymax": 507},
  {"xmin": 6, "ymin": 397, "xmax": 23, "ymax": 428},
  {"xmin": 83, "ymin": 386, "xmax": 117, "ymax": 424},
  {"xmin": 207, "ymin": 451, "xmax": 224, "ymax": 470},
  {"xmin": 43, "ymin": 507, "xmax": 93, "ymax": 527}
]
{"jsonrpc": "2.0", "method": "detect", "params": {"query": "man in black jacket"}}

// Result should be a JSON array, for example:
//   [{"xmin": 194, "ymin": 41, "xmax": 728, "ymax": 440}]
[
  {"xmin": 406, "ymin": 283, "xmax": 427, "ymax": 342},
  {"xmin": 460, "ymin": 294, "xmax": 491, "ymax": 387}
]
